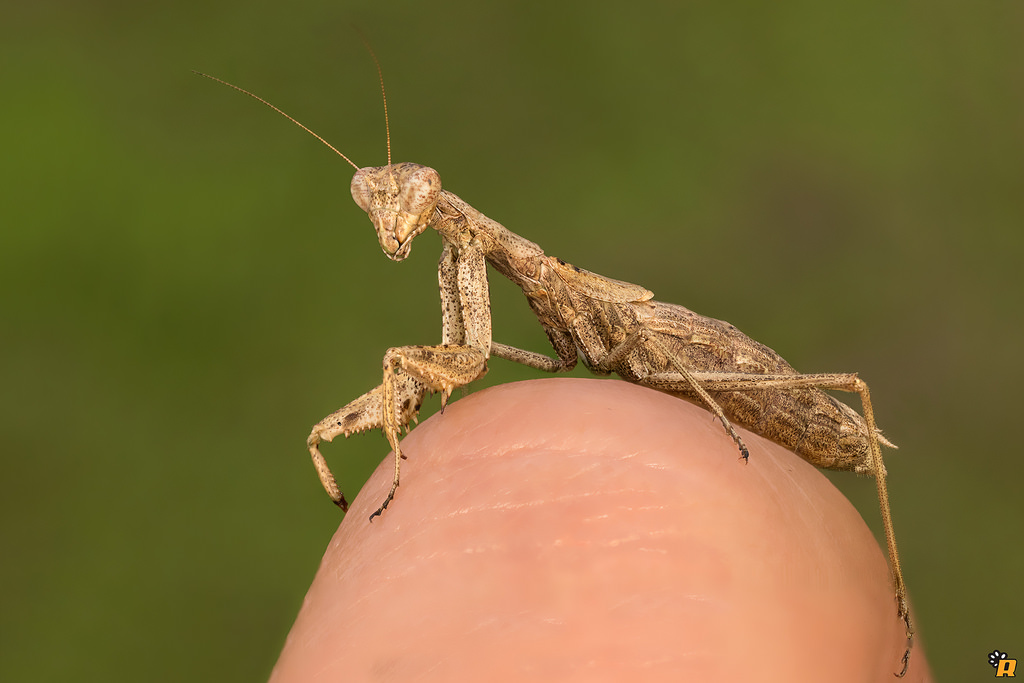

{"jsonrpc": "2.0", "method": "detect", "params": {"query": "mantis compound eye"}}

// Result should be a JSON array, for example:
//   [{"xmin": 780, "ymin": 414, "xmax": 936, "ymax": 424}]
[
  {"xmin": 350, "ymin": 168, "xmax": 374, "ymax": 212},
  {"xmin": 398, "ymin": 165, "xmax": 441, "ymax": 217}
]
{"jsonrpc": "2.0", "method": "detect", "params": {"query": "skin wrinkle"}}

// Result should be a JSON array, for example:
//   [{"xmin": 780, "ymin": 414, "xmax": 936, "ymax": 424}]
[{"xmin": 441, "ymin": 484, "xmax": 653, "ymax": 518}]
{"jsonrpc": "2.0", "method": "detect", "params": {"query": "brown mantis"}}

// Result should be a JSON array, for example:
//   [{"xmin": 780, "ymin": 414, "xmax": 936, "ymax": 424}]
[{"xmin": 196, "ymin": 64, "xmax": 914, "ymax": 675}]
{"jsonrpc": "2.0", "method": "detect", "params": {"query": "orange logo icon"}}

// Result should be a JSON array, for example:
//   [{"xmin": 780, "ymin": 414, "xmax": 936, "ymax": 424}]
[{"xmin": 990, "ymin": 650, "xmax": 1017, "ymax": 677}]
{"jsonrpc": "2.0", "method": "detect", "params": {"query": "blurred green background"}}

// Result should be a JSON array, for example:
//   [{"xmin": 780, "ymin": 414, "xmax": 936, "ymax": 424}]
[{"xmin": 2, "ymin": 1, "xmax": 1021, "ymax": 680}]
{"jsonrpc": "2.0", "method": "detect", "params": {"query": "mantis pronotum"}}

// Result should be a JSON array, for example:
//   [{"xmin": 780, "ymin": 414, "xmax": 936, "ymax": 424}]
[{"xmin": 196, "ymin": 62, "xmax": 914, "ymax": 675}]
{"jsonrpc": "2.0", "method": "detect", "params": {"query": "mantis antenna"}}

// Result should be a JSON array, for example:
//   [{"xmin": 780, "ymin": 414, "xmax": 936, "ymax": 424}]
[
  {"xmin": 193, "ymin": 70, "xmax": 375, "ymax": 172},
  {"xmin": 357, "ymin": 35, "xmax": 392, "ymax": 166},
  {"xmin": 195, "ymin": 34, "xmax": 393, "ymax": 167}
]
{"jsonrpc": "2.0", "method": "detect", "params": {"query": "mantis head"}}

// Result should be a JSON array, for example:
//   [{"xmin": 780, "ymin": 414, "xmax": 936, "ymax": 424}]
[
  {"xmin": 194, "ymin": 64, "xmax": 437, "ymax": 262},
  {"xmin": 351, "ymin": 163, "xmax": 442, "ymax": 261}
]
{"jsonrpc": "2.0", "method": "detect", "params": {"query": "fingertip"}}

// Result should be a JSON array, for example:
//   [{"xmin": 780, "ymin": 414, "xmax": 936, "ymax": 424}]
[{"xmin": 274, "ymin": 379, "xmax": 926, "ymax": 681}]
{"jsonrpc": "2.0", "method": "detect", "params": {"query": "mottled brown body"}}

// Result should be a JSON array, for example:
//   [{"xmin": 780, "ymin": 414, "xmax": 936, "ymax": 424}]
[
  {"xmin": 427, "ymin": 186, "xmax": 887, "ymax": 475},
  {"xmin": 310, "ymin": 164, "xmax": 910, "ymax": 674},
  {"xmin": 311, "ymin": 166, "xmax": 901, "ymax": 509},
  {"xmin": 585, "ymin": 299, "xmax": 877, "ymax": 473},
  {"xmin": 197, "ymin": 70, "xmax": 913, "ymax": 675}
]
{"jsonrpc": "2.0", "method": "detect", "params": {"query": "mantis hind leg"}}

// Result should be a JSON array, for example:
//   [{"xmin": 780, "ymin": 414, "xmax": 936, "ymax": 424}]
[{"xmin": 646, "ymin": 368, "xmax": 912, "ymax": 673}]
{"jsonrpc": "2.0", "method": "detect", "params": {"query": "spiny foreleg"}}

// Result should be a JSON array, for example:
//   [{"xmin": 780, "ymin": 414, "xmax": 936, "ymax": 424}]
[
  {"xmin": 372, "ymin": 343, "xmax": 489, "ymax": 519},
  {"xmin": 307, "ymin": 342, "xmax": 488, "ymax": 518},
  {"xmin": 307, "ymin": 374, "xmax": 426, "ymax": 511}
]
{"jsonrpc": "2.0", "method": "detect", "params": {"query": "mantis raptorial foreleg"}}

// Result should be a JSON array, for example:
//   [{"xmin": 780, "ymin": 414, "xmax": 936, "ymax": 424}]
[
  {"xmin": 307, "ymin": 229, "xmax": 493, "ymax": 519},
  {"xmin": 377, "ymin": 343, "xmax": 487, "ymax": 516},
  {"xmin": 307, "ymin": 340, "xmax": 488, "ymax": 518},
  {"xmin": 306, "ymin": 375, "xmax": 425, "ymax": 511}
]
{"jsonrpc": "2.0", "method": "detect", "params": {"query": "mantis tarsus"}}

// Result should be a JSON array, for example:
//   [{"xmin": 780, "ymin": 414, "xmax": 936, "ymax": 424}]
[{"xmin": 196, "ymin": 65, "xmax": 915, "ymax": 676}]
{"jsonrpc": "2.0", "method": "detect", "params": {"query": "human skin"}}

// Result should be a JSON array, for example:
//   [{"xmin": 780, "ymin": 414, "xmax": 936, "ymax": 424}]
[{"xmin": 270, "ymin": 378, "xmax": 931, "ymax": 682}]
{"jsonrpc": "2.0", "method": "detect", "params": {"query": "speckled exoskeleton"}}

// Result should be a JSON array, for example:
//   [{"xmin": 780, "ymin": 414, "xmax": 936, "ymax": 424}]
[{"xmin": 196, "ymin": 68, "xmax": 914, "ymax": 675}]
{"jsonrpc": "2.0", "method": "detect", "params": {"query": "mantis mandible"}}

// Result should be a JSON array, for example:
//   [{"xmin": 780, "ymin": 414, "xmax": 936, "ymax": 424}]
[{"xmin": 196, "ymin": 63, "xmax": 914, "ymax": 675}]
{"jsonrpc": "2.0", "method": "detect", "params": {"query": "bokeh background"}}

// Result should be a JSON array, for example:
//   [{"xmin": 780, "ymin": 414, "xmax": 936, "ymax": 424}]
[{"xmin": 3, "ymin": 1, "xmax": 1021, "ymax": 680}]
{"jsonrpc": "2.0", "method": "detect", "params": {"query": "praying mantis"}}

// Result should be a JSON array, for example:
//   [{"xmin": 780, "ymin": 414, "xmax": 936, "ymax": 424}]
[{"xmin": 196, "ymin": 62, "xmax": 914, "ymax": 675}]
